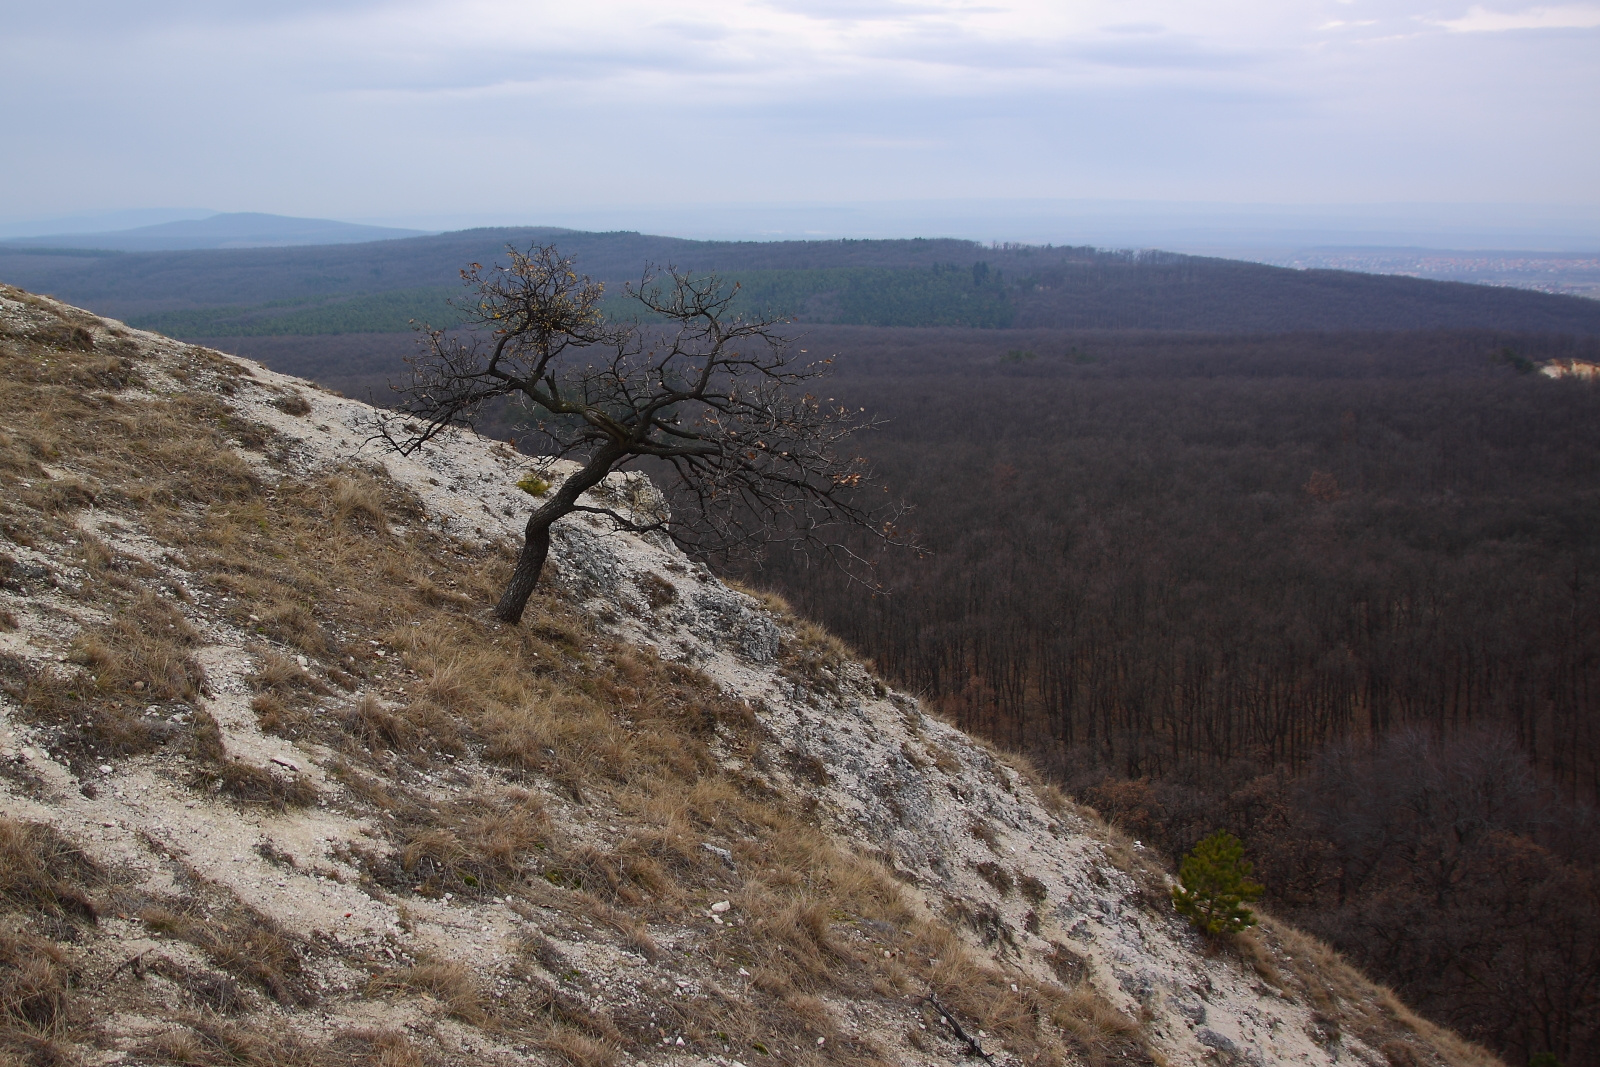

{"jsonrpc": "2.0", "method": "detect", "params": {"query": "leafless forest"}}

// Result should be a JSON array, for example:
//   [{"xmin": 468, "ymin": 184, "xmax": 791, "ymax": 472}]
[{"xmin": 730, "ymin": 325, "xmax": 1600, "ymax": 1067}]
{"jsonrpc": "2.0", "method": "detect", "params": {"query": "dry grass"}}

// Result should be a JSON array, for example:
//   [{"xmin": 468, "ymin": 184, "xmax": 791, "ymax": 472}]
[
  {"xmin": 186, "ymin": 708, "xmax": 318, "ymax": 810},
  {"xmin": 369, "ymin": 959, "xmax": 488, "ymax": 1025},
  {"xmin": 336, "ymin": 600, "xmax": 1040, "ymax": 1060},
  {"xmin": 248, "ymin": 690, "xmax": 306, "ymax": 739},
  {"xmin": 1258, "ymin": 919, "xmax": 1504, "ymax": 1067},
  {"xmin": 368, "ymin": 957, "xmax": 626, "ymax": 1067},
  {"xmin": 0, "ymin": 928, "xmax": 73, "ymax": 1046},
  {"xmin": 636, "ymin": 571, "xmax": 678, "ymax": 610},
  {"xmin": 342, "ymin": 693, "xmax": 462, "ymax": 757},
  {"xmin": 193, "ymin": 759, "xmax": 319, "ymax": 811},
  {"xmin": 540, "ymin": 1026, "xmax": 620, "ymax": 1067},
  {"xmin": 248, "ymin": 652, "xmax": 320, "ymax": 693},
  {"xmin": 273, "ymin": 392, "xmax": 312, "ymax": 417},
  {"xmin": 726, "ymin": 580, "xmax": 793, "ymax": 617},
  {"xmin": 2, "ymin": 589, "xmax": 207, "ymax": 768},
  {"xmin": 0, "ymin": 817, "xmax": 103, "ymax": 1065},
  {"xmin": 140, "ymin": 1021, "xmax": 432, "ymax": 1067},
  {"xmin": 0, "ymin": 820, "xmax": 102, "ymax": 922},
  {"xmin": 139, "ymin": 899, "xmax": 311, "ymax": 1006},
  {"xmin": 328, "ymin": 473, "xmax": 389, "ymax": 534},
  {"xmin": 780, "ymin": 619, "xmax": 859, "ymax": 694},
  {"xmin": 328, "ymin": 1029, "xmax": 434, "ymax": 1067},
  {"xmin": 387, "ymin": 790, "xmax": 549, "ymax": 898}
]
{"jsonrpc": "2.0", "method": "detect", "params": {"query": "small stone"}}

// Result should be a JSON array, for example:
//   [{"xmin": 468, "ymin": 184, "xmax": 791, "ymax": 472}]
[
  {"xmin": 710, "ymin": 900, "xmax": 731, "ymax": 914},
  {"xmin": 98, "ymin": 764, "xmax": 113, "ymax": 774},
  {"xmin": 295, "ymin": 655, "xmax": 308, "ymax": 668},
  {"xmin": 737, "ymin": 967, "xmax": 751, "ymax": 977}
]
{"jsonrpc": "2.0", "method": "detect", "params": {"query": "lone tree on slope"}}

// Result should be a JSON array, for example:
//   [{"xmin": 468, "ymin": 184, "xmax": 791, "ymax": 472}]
[
  {"xmin": 383, "ymin": 244, "xmax": 904, "ymax": 624},
  {"xmin": 1172, "ymin": 830, "xmax": 1264, "ymax": 937}
]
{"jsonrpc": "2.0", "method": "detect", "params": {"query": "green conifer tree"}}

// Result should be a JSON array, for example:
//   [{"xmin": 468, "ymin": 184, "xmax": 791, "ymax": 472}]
[{"xmin": 1172, "ymin": 830, "xmax": 1264, "ymax": 936}]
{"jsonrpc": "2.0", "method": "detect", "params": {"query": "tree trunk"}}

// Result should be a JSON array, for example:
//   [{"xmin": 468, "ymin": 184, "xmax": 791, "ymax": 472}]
[
  {"xmin": 494, "ymin": 520, "xmax": 552, "ymax": 624},
  {"xmin": 492, "ymin": 445, "xmax": 624, "ymax": 624}
]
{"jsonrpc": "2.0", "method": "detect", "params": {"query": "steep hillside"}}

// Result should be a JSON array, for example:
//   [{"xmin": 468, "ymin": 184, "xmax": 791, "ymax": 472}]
[{"xmin": 0, "ymin": 284, "xmax": 1500, "ymax": 1067}]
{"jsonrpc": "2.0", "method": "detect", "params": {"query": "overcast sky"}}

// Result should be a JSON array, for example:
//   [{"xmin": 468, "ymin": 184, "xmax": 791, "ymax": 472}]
[{"xmin": 3, "ymin": 0, "xmax": 1598, "ymax": 240}]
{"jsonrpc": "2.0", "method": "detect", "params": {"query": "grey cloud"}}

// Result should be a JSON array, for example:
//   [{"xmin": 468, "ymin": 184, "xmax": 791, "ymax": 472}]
[
  {"xmin": 858, "ymin": 28, "xmax": 1270, "ymax": 75},
  {"xmin": 653, "ymin": 20, "xmax": 734, "ymax": 41},
  {"xmin": 6, "ymin": 0, "xmax": 398, "ymax": 36},
  {"xmin": 757, "ymin": 0, "xmax": 952, "ymax": 21},
  {"xmin": 1099, "ymin": 23, "xmax": 1166, "ymax": 35},
  {"xmin": 1, "ymin": 0, "xmax": 1596, "ymax": 221}
]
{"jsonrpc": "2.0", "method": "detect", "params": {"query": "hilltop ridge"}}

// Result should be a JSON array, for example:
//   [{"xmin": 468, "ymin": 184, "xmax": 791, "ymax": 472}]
[
  {"xmin": 4, "ymin": 227, "xmax": 1599, "ymax": 336},
  {"xmin": 0, "ymin": 284, "xmax": 1499, "ymax": 1067},
  {"xmin": 0, "ymin": 213, "xmax": 429, "ymax": 252}
]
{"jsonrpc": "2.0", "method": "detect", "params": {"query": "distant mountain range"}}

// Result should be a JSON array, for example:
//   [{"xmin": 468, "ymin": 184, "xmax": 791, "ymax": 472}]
[{"xmin": 0, "ymin": 212, "xmax": 429, "ymax": 251}]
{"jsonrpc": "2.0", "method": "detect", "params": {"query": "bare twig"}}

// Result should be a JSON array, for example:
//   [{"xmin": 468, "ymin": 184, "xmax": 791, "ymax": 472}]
[{"xmin": 925, "ymin": 994, "xmax": 995, "ymax": 1061}]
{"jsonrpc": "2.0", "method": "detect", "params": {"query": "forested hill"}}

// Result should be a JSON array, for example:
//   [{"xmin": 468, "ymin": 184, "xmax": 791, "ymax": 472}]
[
  {"xmin": 0, "ymin": 229, "xmax": 993, "ymax": 313},
  {"xmin": 2, "ymin": 226, "xmax": 1599, "ymax": 334}
]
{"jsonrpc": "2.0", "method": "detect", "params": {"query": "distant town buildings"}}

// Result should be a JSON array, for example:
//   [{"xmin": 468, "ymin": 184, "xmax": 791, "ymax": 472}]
[
  {"xmin": 1540, "ymin": 358, "xmax": 1600, "ymax": 380},
  {"xmin": 1264, "ymin": 251, "xmax": 1600, "ymax": 301}
]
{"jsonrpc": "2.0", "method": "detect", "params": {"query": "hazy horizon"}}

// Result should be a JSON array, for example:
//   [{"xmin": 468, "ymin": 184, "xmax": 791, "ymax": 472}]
[
  {"xmin": 4, "ymin": 1, "xmax": 1597, "ymax": 247},
  {"xmin": 4, "ymin": 199, "xmax": 1599, "ymax": 255}
]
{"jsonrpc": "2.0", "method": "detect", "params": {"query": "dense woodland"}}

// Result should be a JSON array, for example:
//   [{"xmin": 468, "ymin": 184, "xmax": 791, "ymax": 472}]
[
  {"xmin": 5, "ymin": 230, "xmax": 1600, "ymax": 334},
  {"xmin": 732, "ymin": 326, "xmax": 1600, "ymax": 1067},
  {"xmin": 6, "ymin": 233, "xmax": 1600, "ymax": 1064}
]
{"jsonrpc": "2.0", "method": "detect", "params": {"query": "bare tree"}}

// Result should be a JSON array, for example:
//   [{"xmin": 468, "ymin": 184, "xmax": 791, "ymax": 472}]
[{"xmin": 383, "ymin": 244, "xmax": 904, "ymax": 624}]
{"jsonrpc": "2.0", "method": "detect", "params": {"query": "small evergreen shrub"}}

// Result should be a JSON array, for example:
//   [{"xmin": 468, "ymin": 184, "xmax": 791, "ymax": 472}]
[
  {"xmin": 516, "ymin": 473, "xmax": 551, "ymax": 496},
  {"xmin": 1172, "ymin": 830, "xmax": 1263, "ymax": 936}
]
